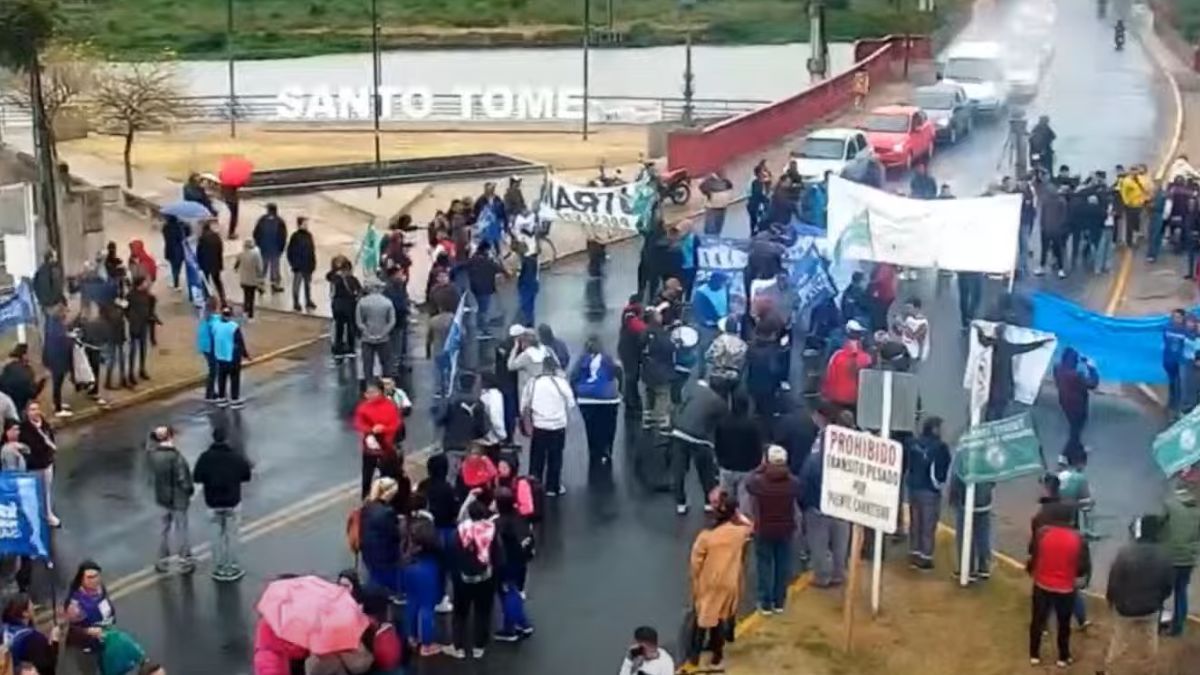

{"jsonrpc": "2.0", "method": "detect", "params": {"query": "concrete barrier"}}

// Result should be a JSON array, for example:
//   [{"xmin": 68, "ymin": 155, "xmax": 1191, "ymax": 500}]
[{"xmin": 666, "ymin": 34, "xmax": 932, "ymax": 176}]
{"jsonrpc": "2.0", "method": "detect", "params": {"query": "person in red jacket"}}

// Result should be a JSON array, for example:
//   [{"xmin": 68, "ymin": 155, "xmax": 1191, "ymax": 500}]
[
  {"xmin": 746, "ymin": 445, "xmax": 803, "ymax": 614},
  {"xmin": 821, "ymin": 321, "xmax": 872, "ymax": 415},
  {"xmin": 354, "ymin": 378, "xmax": 403, "ymax": 498},
  {"xmin": 1028, "ymin": 502, "xmax": 1091, "ymax": 667}
]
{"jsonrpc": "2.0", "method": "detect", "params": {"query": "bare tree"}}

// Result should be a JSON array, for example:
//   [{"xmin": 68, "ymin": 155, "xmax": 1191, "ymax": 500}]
[
  {"xmin": 2, "ymin": 41, "xmax": 98, "ymax": 125},
  {"xmin": 92, "ymin": 60, "xmax": 182, "ymax": 188}
]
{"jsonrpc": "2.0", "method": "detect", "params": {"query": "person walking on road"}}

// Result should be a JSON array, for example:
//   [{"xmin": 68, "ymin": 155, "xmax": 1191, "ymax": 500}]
[
  {"xmin": 196, "ymin": 301, "xmax": 220, "ymax": 403},
  {"xmin": 328, "ymin": 256, "xmax": 363, "ymax": 362},
  {"xmin": 1160, "ymin": 478, "xmax": 1200, "ymax": 637},
  {"xmin": 357, "ymin": 281, "xmax": 397, "ymax": 385},
  {"xmin": 746, "ymin": 445, "xmax": 801, "ymax": 615},
  {"xmin": 41, "ymin": 303, "xmax": 73, "ymax": 418},
  {"xmin": 1037, "ymin": 184, "xmax": 1070, "ymax": 278},
  {"xmin": 149, "ymin": 426, "xmax": 195, "ymax": 574},
  {"xmin": 569, "ymin": 336, "xmax": 622, "ymax": 468},
  {"xmin": 359, "ymin": 477, "xmax": 403, "ymax": 597},
  {"xmin": 686, "ymin": 490, "xmax": 752, "ymax": 670},
  {"xmin": 1028, "ymin": 502, "xmax": 1090, "ymax": 667},
  {"xmin": 906, "ymin": 416, "xmax": 951, "ymax": 570},
  {"xmin": 211, "ymin": 306, "xmax": 250, "ymax": 408},
  {"xmin": 192, "ymin": 426, "xmax": 253, "ymax": 582},
  {"xmin": 1054, "ymin": 348, "xmax": 1099, "ymax": 447},
  {"xmin": 1103, "ymin": 514, "xmax": 1173, "ymax": 673},
  {"xmin": 252, "ymin": 203, "xmax": 288, "ymax": 293},
  {"xmin": 234, "ymin": 239, "xmax": 264, "ymax": 320},
  {"xmin": 671, "ymin": 379, "xmax": 729, "ymax": 515},
  {"xmin": 161, "ymin": 215, "xmax": 189, "ymax": 290},
  {"xmin": 447, "ymin": 497, "xmax": 502, "ymax": 660},
  {"xmin": 286, "ymin": 216, "xmax": 318, "ymax": 312},
  {"xmin": 464, "ymin": 242, "xmax": 506, "ymax": 339},
  {"xmin": 354, "ymin": 379, "xmax": 402, "ymax": 499},
  {"xmin": 976, "ymin": 322, "xmax": 1053, "ymax": 421},
  {"xmin": 19, "ymin": 402, "xmax": 59, "ymax": 528},
  {"xmin": 1164, "ymin": 309, "xmax": 1188, "ymax": 417},
  {"xmin": 521, "ymin": 357, "xmax": 575, "ymax": 497},
  {"xmin": 196, "ymin": 219, "xmax": 226, "ymax": 305},
  {"xmin": 1118, "ymin": 165, "xmax": 1151, "ymax": 247}
]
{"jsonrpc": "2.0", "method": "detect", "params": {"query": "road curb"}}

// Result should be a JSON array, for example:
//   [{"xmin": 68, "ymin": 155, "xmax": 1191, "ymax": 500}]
[{"xmin": 53, "ymin": 333, "xmax": 329, "ymax": 428}]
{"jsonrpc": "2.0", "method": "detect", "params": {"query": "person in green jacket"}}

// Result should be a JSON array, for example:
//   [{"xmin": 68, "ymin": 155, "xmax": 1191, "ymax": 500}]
[{"xmin": 1161, "ymin": 479, "xmax": 1200, "ymax": 636}]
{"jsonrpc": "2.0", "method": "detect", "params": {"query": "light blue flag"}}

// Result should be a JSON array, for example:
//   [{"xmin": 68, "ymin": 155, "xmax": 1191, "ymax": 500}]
[{"xmin": 0, "ymin": 472, "xmax": 50, "ymax": 559}]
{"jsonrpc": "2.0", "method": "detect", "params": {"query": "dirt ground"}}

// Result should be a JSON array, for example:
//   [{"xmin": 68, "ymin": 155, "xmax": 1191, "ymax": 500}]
[
  {"xmin": 60, "ymin": 123, "xmax": 649, "ymax": 182},
  {"xmin": 723, "ymin": 533, "xmax": 1199, "ymax": 675}
]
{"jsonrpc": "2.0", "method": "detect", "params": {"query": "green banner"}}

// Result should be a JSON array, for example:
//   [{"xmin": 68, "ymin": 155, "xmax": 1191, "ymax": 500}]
[
  {"xmin": 1153, "ymin": 406, "xmax": 1200, "ymax": 477},
  {"xmin": 954, "ymin": 412, "xmax": 1043, "ymax": 483}
]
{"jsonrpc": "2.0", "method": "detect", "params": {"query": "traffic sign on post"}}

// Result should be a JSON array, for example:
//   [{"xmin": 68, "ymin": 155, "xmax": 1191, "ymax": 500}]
[
  {"xmin": 857, "ymin": 369, "xmax": 919, "ymax": 433},
  {"xmin": 821, "ymin": 424, "xmax": 903, "ymax": 534}
]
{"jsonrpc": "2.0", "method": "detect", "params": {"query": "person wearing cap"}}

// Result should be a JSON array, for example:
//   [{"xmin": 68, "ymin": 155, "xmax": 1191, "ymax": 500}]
[
  {"xmin": 821, "ymin": 321, "xmax": 871, "ymax": 416},
  {"xmin": 357, "ymin": 280, "xmax": 397, "ymax": 385},
  {"xmin": 746, "ymin": 445, "xmax": 801, "ymax": 614},
  {"xmin": 211, "ymin": 306, "xmax": 250, "ymax": 408},
  {"xmin": 192, "ymin": 425, "xmax": 253, "ymax": 582},
  {"xmin": 252, "ymin": 202, "xmax": 288, "ymax": 293}
]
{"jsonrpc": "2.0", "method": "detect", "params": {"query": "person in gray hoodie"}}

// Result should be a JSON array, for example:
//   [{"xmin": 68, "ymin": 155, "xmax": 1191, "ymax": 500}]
[
  {"xmin": 1104, "ymin": 514, "xmax": 1173, "ymax": 671},
  {"xmin": 356, "ymin": 280, "xmax": 397, "ymax": 385},
  {"xmin": 669, "ymin": 378, "xmax": 730, "ymax": 514},
  {"xmin": 233, "ymin": 238, "xmax": 264, "ymax": 319},
  {"xmin": 148, "ymin": 426, "xmax": 195, "ymax": 574}
]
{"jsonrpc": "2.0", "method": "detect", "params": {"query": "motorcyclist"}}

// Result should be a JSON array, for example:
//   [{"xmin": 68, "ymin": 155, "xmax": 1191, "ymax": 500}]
[
  {"xmin": 1114, "ymin": 19, "xmax": 1126, "ymax": 49},
  {"xmin": 1028, "ymin": 115, "xmax": 1056, "ymax": 175}
]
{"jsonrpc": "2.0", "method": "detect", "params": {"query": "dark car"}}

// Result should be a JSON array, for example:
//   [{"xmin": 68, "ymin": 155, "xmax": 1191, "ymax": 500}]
[{"xmin": 912, "ymin": 83, "xmax": 974, "ymax": 145}]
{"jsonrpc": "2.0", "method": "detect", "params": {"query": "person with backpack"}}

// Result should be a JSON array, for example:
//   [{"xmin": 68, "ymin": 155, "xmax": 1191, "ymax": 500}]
[
  {"xmin": 496, "ymin": 455, "xmax": 541, "ymax": 526},
  {"xmin": 2, "ymin": 593, "xmax": 58, "ymax": 675},
  {"xmin": 493, "ymin": 487, "xmax": 535, "ymax": 643},
  {"xmin": 353, "ymin": 379, "xmax": 402, "ymax": 499},
  {"xmin": 521, "ymin": 356, "xmax": 576, "ymax": 497},
  {"xmin": 446, "ymin": 497, "xmax": 504, "ymax": 660},
  {"xmin": 359, "ymin": 478, "xmax": 403, "ymax": 597},
  {"xmin": 570, "ymin": 336, "xmax": 622, "ymax": 467}
]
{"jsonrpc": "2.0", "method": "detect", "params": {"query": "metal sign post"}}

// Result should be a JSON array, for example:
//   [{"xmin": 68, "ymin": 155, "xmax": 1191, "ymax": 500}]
[{"xmin": 870, "ymin": 370, "xmax": 893, "ymax": 616}]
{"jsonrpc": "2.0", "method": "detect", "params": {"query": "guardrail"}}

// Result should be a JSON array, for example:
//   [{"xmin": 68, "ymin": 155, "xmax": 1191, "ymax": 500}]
[
  {"xmin": 666, "ymin": 34, "xmax": 933, "ymax": 176},
  {"xmin": 0, "ymin": 92, "xmax": 768, "ymax": 128}
]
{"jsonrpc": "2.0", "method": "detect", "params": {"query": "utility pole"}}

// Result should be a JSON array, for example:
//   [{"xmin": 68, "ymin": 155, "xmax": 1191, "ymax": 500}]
[
  {"xmin": 226, "ymin": 0, "xmax": 237, "ymax": 138},
  {"xmin": 582, "ymin": 0, "xmax": 591, "ymax": 141},
  {"xmin": 28, "ymin": 56, "xmax": 60, "ymax": 254},
  {"xmin": 806, "ymin": 0, "xmax": 829, "ymax": 83},
  {"xmin": 681, "ymin": 0, "xmax": 695, "ymax": 126},
  {"xmin": 607, "ymin": 0, "xmax": 614, "ymax": 30},
  {"xmin": 371, "ymin": 0, "xmax": 383, "ymax": 198}
]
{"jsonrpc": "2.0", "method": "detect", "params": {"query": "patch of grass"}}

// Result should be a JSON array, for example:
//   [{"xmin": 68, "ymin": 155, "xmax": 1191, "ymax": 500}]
[{"xmin": 57, "ymin": 0, "xmax": 968, "ymax": 59}]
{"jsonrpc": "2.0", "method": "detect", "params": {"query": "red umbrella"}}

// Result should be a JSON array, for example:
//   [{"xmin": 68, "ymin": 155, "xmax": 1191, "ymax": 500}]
[{"xmin": 218, "ymin": 156, "xmax": 254, "ymax": 188}]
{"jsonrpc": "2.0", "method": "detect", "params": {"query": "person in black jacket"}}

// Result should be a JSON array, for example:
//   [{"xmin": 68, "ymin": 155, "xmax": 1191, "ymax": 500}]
[
  {"xmin": 640, "ymin": 309, "xmax": 675, "ymax": 432},
  {"xmin": 161, "ymin": 215, "xmax": 190, "ymax": 290},
  {"xmin": 326, "ymin": 256, "xmax": 363, "ymax": 360},
  {"xmin": 183, "ymin": 174, "xmax": 216, "ymax": 215},
  {"xmin": 196, "ymin": 219, "xmax": 226, "ymax": 304},
  {"xmin": 32, "ymin": 250, "xmax": 65, "ymax": 318},
  {"xmin": 126, "ymin": 276, "xmax": 158, "ymax": 383},
  {"xmin": 416, "ymin": 452, "xmax": 460, "ymax": 614},
  {"xmin": 2, "ymin": 593, "xmax": 60, "ymax": 674},
  {"xmin": 384, "ymin": 265, "xmax": 411, "ymax": 373},
  {"xmin": 286, "ymin": 216, "xmax": 317, "ymax": 312},
  {"xmin": 19, "ymin": 402, "xmax": 59, "ymax": 527},
  {"xmin": 906, "ymin": 416, "xmax": 951, "ymax": 569},
  {"xmin": 0, "ymin": 345, "xmax": 43, "ymax": 418},
  {"xmin": 252, "ymin": 203, "xmax": 288, "ymax": 293},
  {"xmin": 493, "ymin": 487, "xmax": 534, "ymax": 642},
  {"xmin": 1104, "ymin": 514, "xmax": 1174, "ymax": 671},
  {"xmin": 448, "ymin": 496, "xmax": 504, "ymax": 659},
  {"xmin": 192, "ymin": 425, "xmax": 253, "ymax": 582},
  {"xmin": 713, "ymin": 393, "xmax": 764, "ymax": 507}
]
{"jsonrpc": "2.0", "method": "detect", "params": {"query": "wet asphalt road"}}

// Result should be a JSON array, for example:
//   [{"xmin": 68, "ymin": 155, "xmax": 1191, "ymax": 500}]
[{"xmin": 43, "ymin": 2, "xmax": 1174, "ymax": 673}]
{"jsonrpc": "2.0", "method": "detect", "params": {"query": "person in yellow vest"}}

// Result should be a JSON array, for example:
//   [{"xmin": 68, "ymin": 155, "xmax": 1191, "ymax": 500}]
[{"xmin": 1117, "ymin": 165, "xmax": 1151, "ymax": 247}]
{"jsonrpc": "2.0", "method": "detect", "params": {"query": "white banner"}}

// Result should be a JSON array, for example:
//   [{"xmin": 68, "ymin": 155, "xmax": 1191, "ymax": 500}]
[
  {"xmin": 820, "ymin": 424, "xmax": 903, "ymax": 534},
  {"xmin": 538, "ymin": 176, "xmax": 653, "ymax": 232},
  {"xmin": 826, "ymin": 175, "xmax": 1022, "ymax": 274},
  {"xmin": 963, "ymin": 320, "xmax": 1057, "ymax": 407}
]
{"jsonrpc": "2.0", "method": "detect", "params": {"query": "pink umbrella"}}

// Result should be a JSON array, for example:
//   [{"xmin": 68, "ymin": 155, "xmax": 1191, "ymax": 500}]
[{"xmin": 255, "ymin": 575, "xmax": 369, "ymax": 655}]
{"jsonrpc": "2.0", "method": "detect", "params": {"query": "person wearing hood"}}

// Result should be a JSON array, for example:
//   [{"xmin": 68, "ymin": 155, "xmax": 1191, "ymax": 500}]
[
  {"xmin": 906, "ymin": 417, "xmax": 951, "ymax": 569},
  {"xmin": 1160, "ymin": 478, "xmax": 1200, "ymax": 636},
  {"xmin": 1054, "ymin": 348, "xmax": 1098, "ymax": 447},
  {"xmin": 356, "ymin": 280, "xmax": 397, "ymax": 384},
  {"xmin": 537, "ymin": 324, "xmax": 569, "ymax": 371},
  {"xmin": 1037, "ymin": 184, "xmax": 1070, "ymax": 278},
  {"xmin": 747, "ymin": 445, "xmax": 802, "ymax": 614},
  {"xmin": 0, "ymin": 346, "xmax": 41, "ymax": 419},
  {"xmin": 252, "ymin": 203, "xmax": 288, "ymax": 293},
  {"xmin": 41, "ymin": 303, "xmax": 74, "ymax": 418},
  {"xmin": 128, "ymin": 239, "xmax": 158, "ymax": 286},
  {"xmin": 192, "ymin": 425, "xmax": 253, "ymax": 582},
  {"xmin": 148, "ymin": 426, "xmax": 195, "ymax": 574},
  {"xmin": 161, "ymin": 215, "xmax": 190, "ymax": 290},
  {"xmin": 212, "ymin": 306, "xmax": 250, "ymax": 408},
  {"xmin": 1104, "ymin": 514, "xmax": 1173, "ymax": 671},
  {"xmin": 439, "ymin": 373, "xmax": 488, "ymax": 477},
  {"xmin": 286, "ymin": 216, "xmax": 318, "ymax": 312},
  {"xmin": 234, "ymin": 238, "xmax": 264, "ymax": 319},
  {"xmin": 32, "ymin": 249, "xmax": 65, "ymax": 317},
  {"xmin": 196, "ymin": 219, "xmax": 226, "ymax": 304},
  {"xmin": 570, "ymin": 336, "xmax": 622, "ymax": 467}
]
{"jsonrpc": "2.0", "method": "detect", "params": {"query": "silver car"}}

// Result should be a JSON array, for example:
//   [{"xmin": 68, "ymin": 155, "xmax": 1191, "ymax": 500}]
[{"xmin": 912, "ymin": 83, "xmax": 974, "ymax": 144}]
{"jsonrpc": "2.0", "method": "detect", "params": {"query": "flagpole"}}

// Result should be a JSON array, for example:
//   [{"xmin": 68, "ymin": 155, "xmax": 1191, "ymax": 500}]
[{"xmin": 959, "ymin": 404, "xmax": 980, "ymax": 587}]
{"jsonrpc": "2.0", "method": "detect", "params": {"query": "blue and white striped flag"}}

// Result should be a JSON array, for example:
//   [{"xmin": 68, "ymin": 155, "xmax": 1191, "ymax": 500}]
[
  {"xmin": 441, "ymin": 295, "xmax": 468, "ymax": 386},
  {"xmin": 182, "ymin": 240, "xmax": 208, "ymax": 309}
]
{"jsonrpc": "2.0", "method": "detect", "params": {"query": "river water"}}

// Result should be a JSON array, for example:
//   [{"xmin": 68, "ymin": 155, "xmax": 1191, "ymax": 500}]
[{"xmin": 175, "ymin": 42, "xmax": 855, "ymax": 102}]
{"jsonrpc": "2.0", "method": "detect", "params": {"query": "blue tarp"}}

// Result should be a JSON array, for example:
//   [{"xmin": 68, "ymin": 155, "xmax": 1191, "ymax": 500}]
[{"xmin": 1030, "ymin": 292, "xmax": 1170, "ymax": 384}]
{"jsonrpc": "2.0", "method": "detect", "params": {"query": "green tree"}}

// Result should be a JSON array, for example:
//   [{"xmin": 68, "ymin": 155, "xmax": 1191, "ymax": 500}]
[{"xmin": 93, "ymin": 60, "xmax": 183, "ymax": 188}]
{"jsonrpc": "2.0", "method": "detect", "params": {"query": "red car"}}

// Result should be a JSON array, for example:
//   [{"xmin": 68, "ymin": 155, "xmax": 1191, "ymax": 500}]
[{"xmin": 860, "ymin": 105, "xmax": 936, "ymax": 170}]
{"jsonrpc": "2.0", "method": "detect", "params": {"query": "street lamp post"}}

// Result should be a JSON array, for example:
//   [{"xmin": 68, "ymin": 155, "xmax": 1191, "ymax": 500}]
[
  {"xmin": 582, "ymin": 0, "xmax": 591, "ymax": 141},
  {"xmin": 371, "ymin": 0, "xmax": 383, "ymax": 198},
  {"xmin": 680, "ymin": 0, "xmax": 695, "ymax": 127},
  {"xmin": 226, "ymin": 0, "xmax": 237, "ymax": 138},
  {"xmin": 807, "ymin": 0, "xmax": 829, "ymax": 83}
]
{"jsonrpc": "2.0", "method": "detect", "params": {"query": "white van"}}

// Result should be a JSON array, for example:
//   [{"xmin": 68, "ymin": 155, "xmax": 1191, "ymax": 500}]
[{"xmin": 941, "ymin": 41, "xmax": 1009, "ymax": 114}]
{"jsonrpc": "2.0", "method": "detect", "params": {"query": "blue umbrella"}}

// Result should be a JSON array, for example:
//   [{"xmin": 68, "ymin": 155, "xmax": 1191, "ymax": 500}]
[{"xmin": 160, "ymin": 200, "xmax": 213, "ymax": 221}]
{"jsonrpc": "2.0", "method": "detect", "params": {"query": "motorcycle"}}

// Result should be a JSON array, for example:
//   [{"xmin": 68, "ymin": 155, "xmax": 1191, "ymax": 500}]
[
  {"xmin": 1114, "ymin": 21, "xmax": 1126, "ymax": 51},
  {"xmin": 659, "ymin": 168, "xmax": 692, "ymax": 205}
]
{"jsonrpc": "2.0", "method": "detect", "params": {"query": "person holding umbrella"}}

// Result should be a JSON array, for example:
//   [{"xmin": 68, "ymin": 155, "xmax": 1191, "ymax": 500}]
[
  {"xmin": 219, "ymin": 157, "xmax": 254, "ymax": 240},
  {"xmin": 255, "ymin": 575, "xmax": 369, "ymax": 674}
]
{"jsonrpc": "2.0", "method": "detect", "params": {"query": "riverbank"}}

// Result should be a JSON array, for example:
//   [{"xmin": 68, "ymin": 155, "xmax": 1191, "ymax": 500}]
[{"xmin": 60, "ymin": 0, "xmax": 959, "ymax": 60}]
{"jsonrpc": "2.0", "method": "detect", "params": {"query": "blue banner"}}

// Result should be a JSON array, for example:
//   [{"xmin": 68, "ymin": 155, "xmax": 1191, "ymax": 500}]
[
  {"xmin": 1030, "ymin": 292, "xmax": 1169, "ymax": 384},
  {"xmin": 0, "ymin": 472, "xmax": 50, "ymax": 559},
  {"xmin": 0, "ymin": 281, "xmax": 37, "ymax": 333},
  {"xmin": 791, "ymin": 245, "xmax": 837, "ymax": 315},
  {"xmin": 182, "ymin": 241, "xmax": 207, "ymax": 309}
]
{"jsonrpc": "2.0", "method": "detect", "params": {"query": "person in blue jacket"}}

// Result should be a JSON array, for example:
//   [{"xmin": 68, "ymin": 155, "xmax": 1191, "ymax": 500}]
[
  {"xmin": 570, "ymin": 335, "xmax": 622, "ymax": 466},
  {"xmin": 1165, "ymin": 308, "xmax": 1189, "ymax": 416},
  {"xmin": 211, "ymin": 306, "xmax": 250, "ymax": 408},
  {"xmin": 747, "ymin": 162, "xmax": 772, "ymax": 235},
  {"xmin": 41, "ymin": 303, "xmax": 74, "ymax": 417},
  {"xmin": 195, "ymin": 302, "xmax": 221, "ymax": 402}
]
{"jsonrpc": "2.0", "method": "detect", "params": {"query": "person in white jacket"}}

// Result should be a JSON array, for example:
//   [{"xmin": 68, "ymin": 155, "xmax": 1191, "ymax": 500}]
[
  {"xmin": 617, "ymin": 626, "xmax": 675, "ymax": 675},
  {"xmin": 479, "ymin": 372, "xmax": 507, "ymax": 460},
  {"xmin": 520, "ymin": 356, "xmax": 575, "ymax": 496}
]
